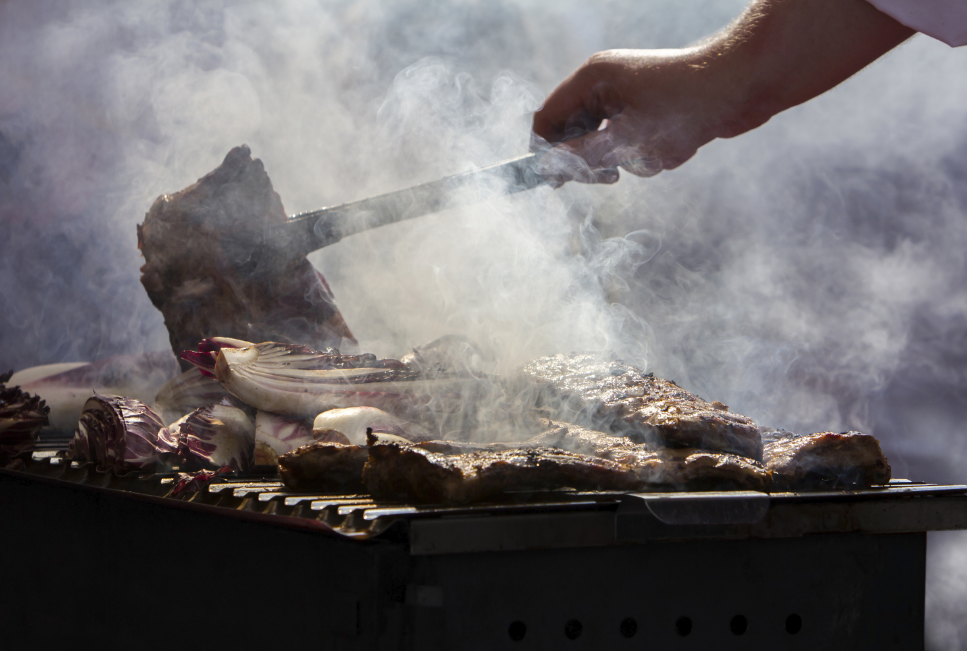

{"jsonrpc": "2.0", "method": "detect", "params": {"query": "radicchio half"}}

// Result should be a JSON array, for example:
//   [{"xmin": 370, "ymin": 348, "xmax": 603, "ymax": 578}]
[
  {"xmin": 170, "ymin": 402, "xmax": 255, "ymax": 472},
  {"xmin": 69, "ymin": 394, "xmax": 178, "ymax": 471}
]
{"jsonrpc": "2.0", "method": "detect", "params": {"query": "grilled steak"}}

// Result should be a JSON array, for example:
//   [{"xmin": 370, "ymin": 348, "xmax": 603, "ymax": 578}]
[
  {"xmin": 138, "ymin": 145, "xmax": 355, "ymax": 369},
  {"xmin": 618, "ymin": 447, "xmax": 772, "ymax": 491},
  {"xmin": 278, "ymin": 441, "xmax": 368, "ymax": 492},
  {"xmin": 526, "ymin": 420, "xmax": 770, "ymax": 491},
  {"xmin": 763, "ymin": 430, "xmax": 891, "ymax": 490},
  {"xmin": 363, "ymin": 437, "xmax": 640, "ymax": 504},
  {"xmin": 523, "ymin": 419, "xmax": 643, "ymax": 458},
  {"xmin": 512, "ymin": 353, "xmax": 762, "ymax": 461}
]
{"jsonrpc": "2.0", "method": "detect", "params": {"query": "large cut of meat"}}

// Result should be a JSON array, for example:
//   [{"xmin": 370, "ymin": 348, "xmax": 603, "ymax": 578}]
[
  {"xmin": 763, "ymin": 430, "xmax": 892, "ymax": 489},
  {"xmin": 527, "ymin": 419, "xmax": 771, "ymax": 491},
  {"xmin": 523, "ymin": 419, "xmax": 643, "ymax": 458},
  {"xmin": 364, "ymin": 439, "xmax": 641, "ymax": 504},
  {"xmin": 138, "ymin": 145, "xmax": 355, "ymax": 369},
  {"xmin": 512, "ymin": 354, "xmax": 762, "ymax": 461},
  {"xmin": 278, "ymin": 441, "xmax": 368, "ymax": 493},
  {"xmin": 618, "ymin": 448, "xmax": 772, "ymax": 491}
]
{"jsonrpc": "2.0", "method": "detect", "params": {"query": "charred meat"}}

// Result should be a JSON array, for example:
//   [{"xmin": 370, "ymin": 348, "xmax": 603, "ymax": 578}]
[
  {"xmin": 364, "ymin": 436, "xmax": 640, "ymax": 504},
  {"xmin": 278, "ymin": 442, "xmax": 369, "ymax": 493},
  {"xmin": 138, "ymin": 146, "xmax": 355, "ymax": 369},
  {"xmin": 526, "ymin": 419, "xmax": 770, "ymax": 491},
  {"xmin": 512, "ymin": 353, "xmax": 762, "ymax": 461},
  {"xmin": 763, "ymin": 430, "xmax": 892, "ymax": 489},
  {"xmin": 619, "ymin": 447, "xmax": 772, "ymax": 492},
  {"xmin": 523, "ymin": 419, "xmax": 643, "ymax": 458}
]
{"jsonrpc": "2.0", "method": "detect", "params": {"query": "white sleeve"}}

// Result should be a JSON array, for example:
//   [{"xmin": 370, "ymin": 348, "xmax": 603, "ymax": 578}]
[{"xmin": 867, "ymin": 0, "xmax": 967, "ymax": 46}]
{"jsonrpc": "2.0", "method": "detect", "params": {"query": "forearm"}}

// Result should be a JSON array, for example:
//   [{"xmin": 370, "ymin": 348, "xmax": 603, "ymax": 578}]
[{"xmin": 705, "ymin": 0, "xmax": 915, "ymax": 137}]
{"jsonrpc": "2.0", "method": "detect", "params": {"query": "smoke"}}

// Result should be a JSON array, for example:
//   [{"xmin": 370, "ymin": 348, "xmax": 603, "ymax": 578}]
[{"xmin": 2, "ymin": 0, "xmax": 967, "ymax": 642}]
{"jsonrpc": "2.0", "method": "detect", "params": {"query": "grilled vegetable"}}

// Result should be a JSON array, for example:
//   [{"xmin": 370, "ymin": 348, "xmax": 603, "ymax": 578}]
[
  {"xmin": 9, "ymin": 352, "xmax": 179, "ymax": 431},
  {"xmin": 155, "ymin": 367, "xmax": 238, "ymax": 426},
  {"xmin": 0, "ymin": 370, "xmax": 50, "ymax": 458},
  {"xmin": 312, "ymin": 407, "xmax": 430, "ymax": 445},
  {"xmin": 254, "ymin": 410, "xmax": 316, "ymax": 466},
  {"xmin": 214, "ymin": 341, "xmax": 478, "ymax": 420},
  {"xmin": 180, "ymin": 337, "xmax": 254, "ymax": 378},
  {"xmin": 170, "ymin": 402, "xmax": 255, "ymax": 472},
  {"xmin": 69, "ymin": 395, "xmax": 177, "ymax": 471}
]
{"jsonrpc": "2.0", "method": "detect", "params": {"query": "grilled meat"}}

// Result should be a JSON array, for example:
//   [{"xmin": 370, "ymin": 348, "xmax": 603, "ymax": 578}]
[
  {"xmin": 523, "ymin": 419, "xmax": 643, "ymax": 458},
  {"xmin": 278, "ymin": 441, "xmax": 368, "ymax": 492},
  {"xmin": 763, "ymin": 430, "xmax": 891, "ymax": 490},
  {"xmin": 512, "ymin": 353, "xmax": 762, "ymax": 461},
  {"xmin": 138, "ymin": 145, "xmax": 355, "ymax": 369},
  {"xmin": 412, "ymin": 439, "xmax": 513, "ymax": 454},
  {"xmin": 620, "ymin": 448, "xmax": 771, "ymax": 491},
  {"xmin": 364, "ymin": 436, "xmax": 640, "ymax": 504},
  {"xmin": 526, "ymin": 419, "xmax": 770, "ymax": 491}
]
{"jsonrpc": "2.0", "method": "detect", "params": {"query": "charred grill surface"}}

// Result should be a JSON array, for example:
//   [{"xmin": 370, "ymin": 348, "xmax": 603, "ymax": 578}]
[
  {"xmin": 763, "ymin": 430, "xmax": 892, "ymax": 490},
  {"xmin": 513, "ymin": 354, "xmax": 762, "ymax": 461},
  {"xmin": 277, "ymin": 442, "xmax": 368, "ymax": 492},
  {"xmin": 363, "ymin": 439, "xmax": 640, "ymax": 505},
  {"xmin": 138, "ymin": 146, "xmax": 355, "ymax": 369}
]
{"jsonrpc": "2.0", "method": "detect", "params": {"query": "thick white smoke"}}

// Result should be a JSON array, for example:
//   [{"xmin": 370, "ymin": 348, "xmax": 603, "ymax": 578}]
[{"xmin": 2, "ymin": 1, "xmax": 967, "ymax": 645}]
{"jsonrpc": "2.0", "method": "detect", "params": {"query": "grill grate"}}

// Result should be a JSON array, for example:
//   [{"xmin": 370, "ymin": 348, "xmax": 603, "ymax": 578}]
[{"xmin": 8, "ymin": 451, "xmax": 967, "ymax": 553}]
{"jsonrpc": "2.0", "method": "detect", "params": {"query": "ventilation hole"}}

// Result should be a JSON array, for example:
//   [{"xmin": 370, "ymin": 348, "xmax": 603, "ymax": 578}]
[
  {"xmin": 619, "ymin": 617, "xmax": 638, "ymax": 639},
  {"xmin": 675, "ymin": 616, "xmax": 692, "ymax": 637},
  {"xmin": 564, "ymin": 619, "xmax": 583, "ymax": 640},
  {"xmin": 786, "ymin": 614, "xmax": 802, "ymax": 635},
  {"xmin": 508, "ymin": 621, "xmax": 526, "ymax": 641},
  {"xmin": 730, "ymin": 615, "xmax": 748, "ymax": 635}
]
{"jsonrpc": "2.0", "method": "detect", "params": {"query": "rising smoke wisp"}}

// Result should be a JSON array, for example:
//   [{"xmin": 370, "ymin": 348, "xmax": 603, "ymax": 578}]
[{"xmin": 2, "ymin": 1, "xmax": 967, "ymax": 646}]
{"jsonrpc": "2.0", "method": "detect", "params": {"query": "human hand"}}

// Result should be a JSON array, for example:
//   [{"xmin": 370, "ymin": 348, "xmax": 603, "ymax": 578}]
[{"xmin": 532, "ymin": 48, "xmax": 746, "ymax": 186}]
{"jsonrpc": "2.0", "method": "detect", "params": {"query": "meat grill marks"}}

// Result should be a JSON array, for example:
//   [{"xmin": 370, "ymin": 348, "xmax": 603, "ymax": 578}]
[
  {"xmin": 528, "ymin": 420, "xmax": 771, "ymax": 492},
  {"xmin": 523, "ymin": 419, "xmax": 642, "ymax": 458},
  {"xmin": 360, "ymin": 425, "xmax": 771, "ymax": 504},
  {"xmin": 138, "ymin": 146, "xmax": 355, "ymax": 370},
  {"xmin": 363, "ymin": 436, "xmax": 641, "ymax": 505},
  {"xmin": 513, "ymin": 354, "xmax": 763, "ymax": 461},
  {"xmin": 763, "ymin": 430, "xmax": 892, "ymax": 490},
  {"xmin": 621, "ymin": 448, "xmax": 772, "ymax": 492}
]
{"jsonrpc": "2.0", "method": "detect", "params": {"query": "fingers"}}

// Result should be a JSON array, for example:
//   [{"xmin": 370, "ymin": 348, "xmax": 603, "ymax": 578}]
[
  {"xmin": 533, "ymin": 62, "xmax": 616, "ymax": 144},
  {"xmin": 537, "ymin": 129, "xmax": 622, "ymax": 185}
]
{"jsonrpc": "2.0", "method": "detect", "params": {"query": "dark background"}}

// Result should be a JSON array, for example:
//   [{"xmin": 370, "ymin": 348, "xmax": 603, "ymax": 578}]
[{"xmin": 2, "ymin": 1, "xmax": 966, "ymax": 646}]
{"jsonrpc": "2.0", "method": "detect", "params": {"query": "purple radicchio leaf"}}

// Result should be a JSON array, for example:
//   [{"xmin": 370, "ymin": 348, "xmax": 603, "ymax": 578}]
[
  {"xmin": 171, "ymin": 403, "xmax": 255, "ymax": 472},
  {"xmin": 70, "ymin": 394, "xmax": 177, "ymax": 471},
  {"xmin": 180, "ymin": 337, "xmax": 254, "ymax": 378},
  {"xmin": 215, "ymin": 341, "xmax": 473, "ymax": 420},
  {"xmin": 170, "ymin": 466, "xmax": 232, "ymax": 497},
  {"xmin": 0, "ymin": 370, "xmax": 50, "ymax": 458},
  {"xmin": 254, "ymin": 410, "xmax": 316, "ymax": 466}
]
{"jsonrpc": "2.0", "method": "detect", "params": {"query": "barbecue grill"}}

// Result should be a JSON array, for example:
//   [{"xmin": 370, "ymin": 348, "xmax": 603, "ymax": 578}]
[{"xmin": 3, "ymin": 435, "xmax": 965, "ymax": 651}]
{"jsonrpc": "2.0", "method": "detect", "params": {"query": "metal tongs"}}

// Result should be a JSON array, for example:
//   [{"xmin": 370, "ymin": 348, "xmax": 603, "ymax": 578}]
[{"xmin": 261, "ymin": 153, "xmax": 547, "ymax": 262}]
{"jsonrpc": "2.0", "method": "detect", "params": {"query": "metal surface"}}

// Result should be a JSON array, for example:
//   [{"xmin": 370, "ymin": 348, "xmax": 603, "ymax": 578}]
[
  {"xmin": 0, "ymin": 467, "xmax": 928, "ymax": 651},
  {"xmin": 7, "ymin": 453, "xmax": 967, "ymax": 555},
  {"xmin": 262, "ymin": 153, "xmax": 546, "ymax": 259}
]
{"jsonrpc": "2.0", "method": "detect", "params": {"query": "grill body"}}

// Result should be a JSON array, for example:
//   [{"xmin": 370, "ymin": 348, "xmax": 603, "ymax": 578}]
[{"xmin": 0, "ymin": 470, "xmax": 928, "ymax": 650}]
